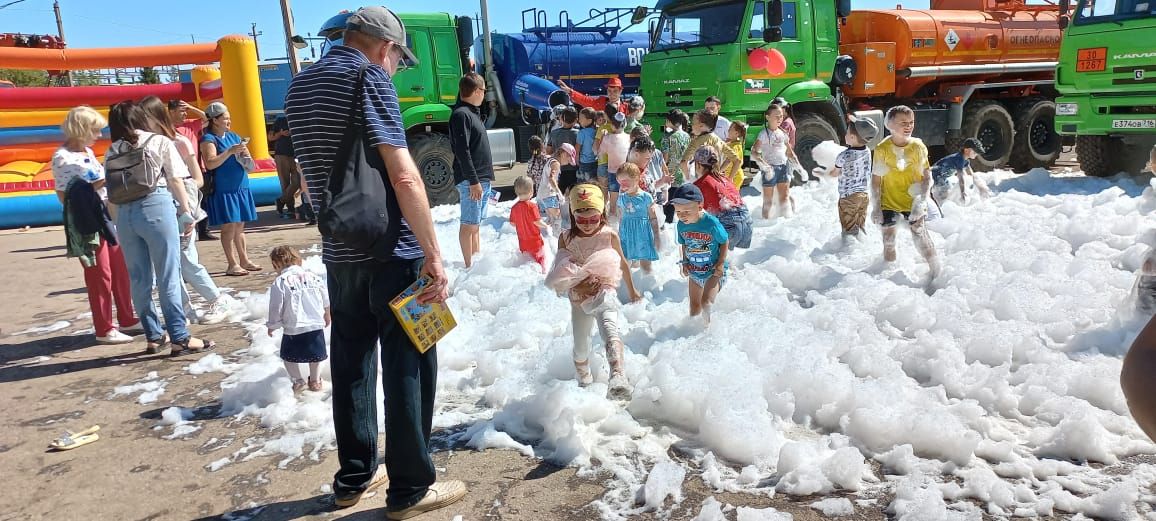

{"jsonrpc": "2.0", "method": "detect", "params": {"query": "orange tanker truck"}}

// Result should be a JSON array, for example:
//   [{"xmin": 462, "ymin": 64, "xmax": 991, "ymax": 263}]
[{"xmin": 640, "ymin": 0, "xmax": 1064, "ymax": 172}]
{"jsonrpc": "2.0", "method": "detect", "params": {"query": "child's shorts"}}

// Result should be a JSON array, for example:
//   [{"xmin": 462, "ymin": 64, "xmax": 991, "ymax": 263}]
[
  {"xmin": 690, "ymin": 271, "xmax": 727, "ymax": 288},
  {"xmin": 457, "ymin": 180, "xmax": 491, "ymax": 225},
  {"xmin": 538, "ymin": 196, "xmax": 560, "ymax": 213},
  {"xmin": 881, "ymin": 209, "xmax": 913, "ymax": 227},
  {"xmin": 762, "ymin": 164, "xmax": 790, "ymax": 186},
  {"xmin": 607, "ymin": 171, "xmax": 621, "ymax": 193},
  {"xmin": 597, "ymin": 163, "xmax": 609, "ymax": 179},
  {"xmin": 717, "ymin": 206, "xmax": 753, "ymax": 250},
  {"xmin": 281, "ymin": 329, "xmax": 328, "ymax": 363},
  {"xmin": 578, "ymin": 162, "xmax": 598, "ymax": 182}
]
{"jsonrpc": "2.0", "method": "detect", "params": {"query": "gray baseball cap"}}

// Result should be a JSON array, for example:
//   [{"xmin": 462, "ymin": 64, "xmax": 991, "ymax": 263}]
[
  {"xmin": 847, "ymin": 114, "xmax": 879, "ymax": 142},
  {"xmin": 346, "ymin": 6, "xmax": 419, "ymax": 66}
]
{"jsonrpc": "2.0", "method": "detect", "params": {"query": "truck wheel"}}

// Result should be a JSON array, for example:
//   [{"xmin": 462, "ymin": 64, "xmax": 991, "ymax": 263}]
[
  {"xmin": 409, "ymin": 132, "xmax": 459, "ymax": 206},
  {"xmin": 1075, "ymin": 135, "xmax": 1117, "ymax": 177},
  {"xmin": 1009, "ymin": 97, "xmax": 1061, "ymax": 172},
  {"xmin": 794, "ymin": 113, "xmax": 840, "ymax": 184},
  {"xmin": 951, "ymin": 100, "xmax": 1014, "ymax": 172}
]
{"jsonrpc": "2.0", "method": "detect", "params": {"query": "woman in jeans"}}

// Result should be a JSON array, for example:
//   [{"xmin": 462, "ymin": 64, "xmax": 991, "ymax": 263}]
[
  {"xmin": 106, "ymin": 101, "xmax": 214, "ymax": 356},
  {"xmin": 200, "ymin": 102, "xmax": 260, "ymax": 276},
  {"xmin": 52, "ymin": 106, "xmax": 141, "ymax": 344},
  {"xmin": 140, "ymin": 96, "xmax": 230, "ymax": 325}
]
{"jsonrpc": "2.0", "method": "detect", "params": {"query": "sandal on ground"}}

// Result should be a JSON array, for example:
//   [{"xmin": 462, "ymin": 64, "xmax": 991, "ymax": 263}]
[
  {"xmin": 225, "ymin": 267, "xmax": 249, "ymax": 276},
  {"xmin": 169, "ymin": 336, "xmax": 216, "ymax": 358},
  {"xmin": 241, "ymin": 263, "xmax": 263, "ymax": 272},
  {"xmin": 145, "ymin": 335, "xmax": 170, "ymax": 354},
  {"xmin": 291, "ymin": 378, "xmax": 307, "ymax": 393},
  {"xmin": 307, "ymin": 377, "xmax": 323, "ymax": 392}
]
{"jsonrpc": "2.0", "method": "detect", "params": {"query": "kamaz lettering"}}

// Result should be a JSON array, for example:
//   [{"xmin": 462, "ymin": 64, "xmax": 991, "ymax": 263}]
[{"xmin": 1114, "ymin": 52, "xmax": 1156, "ymax": 60}]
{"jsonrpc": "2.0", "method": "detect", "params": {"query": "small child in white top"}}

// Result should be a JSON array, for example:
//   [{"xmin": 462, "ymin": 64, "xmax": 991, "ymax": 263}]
[{"xmin": 266, "ymin": 246, "xmax": 330, "ymax": 393}]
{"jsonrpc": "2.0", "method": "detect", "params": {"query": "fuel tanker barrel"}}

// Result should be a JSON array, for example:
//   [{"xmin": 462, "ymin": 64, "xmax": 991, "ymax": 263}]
[
  {"xmin": 841, "ymin": 8, "xmax": 1061, "ymax": 71},
  {"xmin": 477, "ymin": 31, "xmax": 652, "ymax": 115}
]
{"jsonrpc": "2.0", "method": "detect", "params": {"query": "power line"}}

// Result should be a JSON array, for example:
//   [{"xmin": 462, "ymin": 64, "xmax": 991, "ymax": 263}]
[{"xmin": 0, "ymin": 0, "xmax": 30, "ymax": 10}]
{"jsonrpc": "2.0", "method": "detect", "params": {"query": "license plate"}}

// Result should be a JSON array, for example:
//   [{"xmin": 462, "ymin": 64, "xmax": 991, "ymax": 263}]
[{"xmin": 1112, "ymin": 119, "xmax": 1156, "ymax": 129}]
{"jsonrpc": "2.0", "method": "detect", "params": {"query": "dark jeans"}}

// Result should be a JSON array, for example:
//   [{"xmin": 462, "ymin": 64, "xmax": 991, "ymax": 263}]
[{"xmin": 326, "ymin": 258, "xmax": 437, "ymax": 510}]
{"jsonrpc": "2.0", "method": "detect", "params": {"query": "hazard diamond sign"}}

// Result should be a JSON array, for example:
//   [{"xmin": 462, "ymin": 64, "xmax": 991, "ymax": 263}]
[{"xmin": 944, "ymin": 29, "xmax": 960, "ymax": 51}]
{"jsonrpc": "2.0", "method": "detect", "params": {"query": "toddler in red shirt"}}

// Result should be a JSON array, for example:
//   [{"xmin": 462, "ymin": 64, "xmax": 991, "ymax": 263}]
[{"xmin": 510, "ymin": 175, "xmax": 548, "ymax": 270}]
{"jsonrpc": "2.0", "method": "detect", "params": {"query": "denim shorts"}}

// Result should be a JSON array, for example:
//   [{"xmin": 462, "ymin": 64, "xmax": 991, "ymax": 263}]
[
  {"xmin": 538, "ymin": 196, "xmax": 560, "ymax": 213},
  {"xmin": 717, "ymin": 206, "xmax": 753, "ymax": 250},
  {"xmin": 607, "ymin": 171, "xmax": 621, "ymax": 193},
  {"xmin": 597, "ymin": 163, "xmax": 609, "ymax": 179},
  {"xmin": 457, "ymin": 180, "xmax": 490, "ymax": 225},
  {"xmin": 578, "ymin": 162, "xmax": 598, "ymax": 182},
  {"xmin": 762, "ymin": 164, "xmax": 790, "ymax": 186}
]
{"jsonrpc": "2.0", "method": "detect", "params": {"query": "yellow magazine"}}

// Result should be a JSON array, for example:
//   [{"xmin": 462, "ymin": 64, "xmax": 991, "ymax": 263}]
[{"xmin": 390, "ymin": 275, "xmax": 456, "ymax": 353}]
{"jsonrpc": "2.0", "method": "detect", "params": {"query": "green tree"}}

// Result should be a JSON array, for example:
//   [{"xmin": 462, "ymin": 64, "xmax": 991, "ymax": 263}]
[
  {"xmin": 73, "ymin": 70, "xmax": 102, "ymax": 86},
  {"xmin": 140, "ymin": 66, "xmax": 160, "ymax": 84},
  {"xmin": 0, "ymin": 69, "xmax": 50, "ymax": 87}
]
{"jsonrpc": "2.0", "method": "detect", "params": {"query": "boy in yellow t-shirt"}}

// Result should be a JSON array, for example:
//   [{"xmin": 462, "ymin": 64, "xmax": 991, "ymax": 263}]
[{"xmin": 871, "ymin": 105, "xmax": 941, "ymax": 279}]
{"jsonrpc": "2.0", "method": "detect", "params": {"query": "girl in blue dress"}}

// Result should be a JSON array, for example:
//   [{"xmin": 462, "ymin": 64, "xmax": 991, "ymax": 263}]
[
  {"xmin": 615, "ymin": 163, "xmax": 661, "ymax": 272},
  {"xmin": 200, "ymin": 102, "xmax": 260, "ymax": 276}
]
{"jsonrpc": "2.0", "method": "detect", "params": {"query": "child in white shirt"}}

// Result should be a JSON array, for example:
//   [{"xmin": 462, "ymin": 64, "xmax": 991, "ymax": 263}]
[{"xmin": 266, "ymin": 246, "xmax": 330, "ymax": 393}]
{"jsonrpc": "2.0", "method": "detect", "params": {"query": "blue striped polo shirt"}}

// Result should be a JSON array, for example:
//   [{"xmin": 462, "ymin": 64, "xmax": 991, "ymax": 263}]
[{"xmin": 284, "ymin": 46, "xmax": 421, "ymax": 263}]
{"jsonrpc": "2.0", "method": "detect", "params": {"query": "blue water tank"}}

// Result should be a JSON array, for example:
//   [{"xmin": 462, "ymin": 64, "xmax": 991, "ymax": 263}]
[{"xmin": 477, "ymin": 30, "xmax": 652, "ymax": 112}]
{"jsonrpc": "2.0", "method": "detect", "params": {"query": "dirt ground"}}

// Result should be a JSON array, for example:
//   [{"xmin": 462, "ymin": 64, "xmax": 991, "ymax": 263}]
[{"xmin": 0, "ymin": 150, "xmax": 1095, "ymax": 521}]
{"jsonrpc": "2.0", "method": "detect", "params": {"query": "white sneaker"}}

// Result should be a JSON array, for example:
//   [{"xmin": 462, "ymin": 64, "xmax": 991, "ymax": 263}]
[
  {"xmin": 96, "ymin": 330, "xmax": 134, "ymax": 344},
  {"xmin": 200, "ymin": 298, "xmax": 229, "ymax": 325},
  {"xmin": 607, "ymin": 373, "xmax": 633, "ymax": 401},
  {"xmin": 385, "ymin": 480, "xmax": 468, "ymax": 520}
]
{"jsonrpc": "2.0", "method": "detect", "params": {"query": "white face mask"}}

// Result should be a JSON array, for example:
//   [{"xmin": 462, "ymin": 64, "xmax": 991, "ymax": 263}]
[{"xmin": 664, "ymin": 126, "xmax": 673, "ymax": 133}]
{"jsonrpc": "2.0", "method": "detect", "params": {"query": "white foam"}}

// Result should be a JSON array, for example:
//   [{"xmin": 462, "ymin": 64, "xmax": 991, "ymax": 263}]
[
  {"xmin": 14, "ymin": 320, "xmax": 70, "ymax": 335},
  {"xmin": 146, "ymin": 167, "xmax": 1156, "ymax": 520}
]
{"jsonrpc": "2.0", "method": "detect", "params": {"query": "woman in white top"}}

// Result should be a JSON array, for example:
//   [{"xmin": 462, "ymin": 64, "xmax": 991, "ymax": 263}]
[
  {"xmin": 52, "ymin": 106, "xmax": 141, "ymax": 344},
  {"xmin": 105, "ymin": 101, "xmax": 214, "ymax": 356},
  {"xmin": 140, "ymin": 96, "xmax": 229, "ymax": 325}
]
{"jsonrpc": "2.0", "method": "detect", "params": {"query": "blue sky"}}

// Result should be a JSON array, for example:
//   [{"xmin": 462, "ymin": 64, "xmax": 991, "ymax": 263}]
[{"xmin": 3, "ymin": 0, "xmax": 924, "ymax": 60}]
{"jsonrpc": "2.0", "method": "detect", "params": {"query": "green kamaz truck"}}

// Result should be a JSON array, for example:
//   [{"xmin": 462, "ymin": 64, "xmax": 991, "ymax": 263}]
[{"xmin": 1055, "ymin": 0, "xmax": 1156, "ymax": 177}]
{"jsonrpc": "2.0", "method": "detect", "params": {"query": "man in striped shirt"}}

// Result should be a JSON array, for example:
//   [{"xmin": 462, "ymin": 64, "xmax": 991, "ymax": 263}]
[{"xmin": 284, "ymin": 6, "xmax": 464, "ymax": 519}]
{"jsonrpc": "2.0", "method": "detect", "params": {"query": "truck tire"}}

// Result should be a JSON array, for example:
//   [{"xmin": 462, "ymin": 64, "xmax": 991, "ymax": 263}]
[
  {"xmin": 794, "ymin": 113, "xmax": 840, "ymax": 184},
  {"xmin": 1009, "ymin": 97, "xmax": 1061, "ymax": 172},
  {"xmin": 1075, "ymin": 135, "xmax": 1117, "ymax": 177},
  {"xmin": 410, "ymin": 132, "xmax": 459, "ymax": 206},
  {"xmin": 949, "ymin": 100, "xmax": 1014, "ymax": 172}
]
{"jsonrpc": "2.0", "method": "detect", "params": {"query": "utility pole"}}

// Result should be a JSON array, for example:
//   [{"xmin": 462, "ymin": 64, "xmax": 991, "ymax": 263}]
[
  {"xmin": 53, "ymin": 0, "xmax": 73, "ymax": 86},
  {"xmin": 280, "ymin": 0, "xmax": 301, "ymax": 75},
  {"xmin": 249, "ymin": 22, "xmax": 263, "ymax": 61}
]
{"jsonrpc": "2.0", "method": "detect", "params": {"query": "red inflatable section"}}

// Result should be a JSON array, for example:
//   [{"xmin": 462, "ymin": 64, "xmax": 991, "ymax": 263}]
[
  {"xmin": 0, "ymin": 142, "xmax": 110, "ymax": 164},
  {"xmin": 0, "ymin": 83, "xmax": 222, "ymax": 110}
]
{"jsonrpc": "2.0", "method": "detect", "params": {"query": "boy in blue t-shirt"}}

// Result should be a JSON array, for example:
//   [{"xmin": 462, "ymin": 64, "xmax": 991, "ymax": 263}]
[
  {"xmin": 931, "ymin": 138, "xmax": 991, "ymax": 211},
  {"xmin": 672, "ymin": 183, "xmax": 729, "ymax": 322},
  {"xmin": 575, "ymin": 107, "xmax": 599, "ymax": 182}
]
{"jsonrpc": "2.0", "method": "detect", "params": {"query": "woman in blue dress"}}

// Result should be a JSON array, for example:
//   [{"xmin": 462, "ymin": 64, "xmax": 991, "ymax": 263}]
[{"xmin": 200, "ymin": 102, "xmax": 260, "ymax": 276}]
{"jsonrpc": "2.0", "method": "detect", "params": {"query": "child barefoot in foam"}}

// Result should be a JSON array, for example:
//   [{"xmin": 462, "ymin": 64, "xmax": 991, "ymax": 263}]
[
  {"xmin": 871, "ymin": 105, "xmax": 941, "ymax": 278},
  {"xmin": 671, "ymin": 184, "xmax": 729, "ymax": 322},
  {"xmin": 266, "ymin": 246, "xmax": 330, "ymax": 393},
  {"xmin": 615, "ymin": 163, "xmax": 661, "ymax": 273},
  {"xmin": 546, "ymin": 184, "xmax": 641, "ymax": 399}
]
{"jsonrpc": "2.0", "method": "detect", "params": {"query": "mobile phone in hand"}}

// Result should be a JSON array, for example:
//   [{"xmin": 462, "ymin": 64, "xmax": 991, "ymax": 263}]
[{"xmin": 241, "ymin": 137, "xmax": 251, "ymax": 145}]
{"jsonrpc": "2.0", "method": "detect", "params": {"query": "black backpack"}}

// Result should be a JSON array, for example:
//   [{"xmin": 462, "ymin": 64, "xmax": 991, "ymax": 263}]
[{"xmin": 316, "ymin": 64, "xmax": 403, "ymax": 260}]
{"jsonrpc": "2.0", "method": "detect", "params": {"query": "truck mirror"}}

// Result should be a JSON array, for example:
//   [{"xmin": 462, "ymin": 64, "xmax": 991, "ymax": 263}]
[
  {"xmin": 1058, "ymin": 0, "xmax": 1071, "ymax": 15},
  {"xmin": 836, "ymin": 0, "xmax": 852, "ymax": 18},
  {"xmin": 456, "ymin": 16, "xmax": 474, "ymax": 48},
  {"xmin": 769, "ymin": 0, "xmax": 784, "ymax": 26},
  {"xmin": 1059, "ymin": 14, "xmax": 1070, "ymax": 28},
  {"xmin": 631, "ymin": 6, "xmax": 649, "ymax": 25},
  {"xmin": 764, "ymin": 0, "xmax": 785, "ymax": 43}
]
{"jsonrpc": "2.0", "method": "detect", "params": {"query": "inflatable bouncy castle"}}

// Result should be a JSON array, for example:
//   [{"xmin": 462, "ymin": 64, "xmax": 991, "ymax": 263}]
[{"xmin": 0, "ymin": 36, "xmax": 278, "ymax": 228}]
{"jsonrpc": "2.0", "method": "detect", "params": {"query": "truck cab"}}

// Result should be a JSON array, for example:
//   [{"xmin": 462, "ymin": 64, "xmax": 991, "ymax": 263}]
[
  {"xmin": 1055, "ymin": 0, "xmax": 1156, "ymax": 176},
  {"xmin": 640, "ymin": 0, "xmax": 844, "ymax": 171}
]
